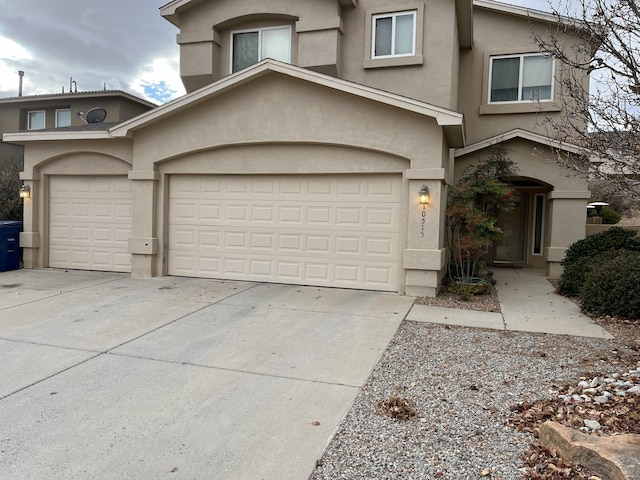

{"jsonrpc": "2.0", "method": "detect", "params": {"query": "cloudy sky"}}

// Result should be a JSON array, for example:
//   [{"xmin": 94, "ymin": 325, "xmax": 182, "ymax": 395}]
[{"xmin": 0, "ymin": 0, "xmax": 551, "ymax": 105}]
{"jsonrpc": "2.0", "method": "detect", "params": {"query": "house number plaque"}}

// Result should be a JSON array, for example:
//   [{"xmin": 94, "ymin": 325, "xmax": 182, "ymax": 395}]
[{"xmin": 420, "ymin": 206, "xmax": 426, "ymax": 238}]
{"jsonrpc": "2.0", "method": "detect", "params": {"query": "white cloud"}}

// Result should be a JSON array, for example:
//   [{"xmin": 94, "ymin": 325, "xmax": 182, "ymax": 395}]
[
  {"xmin": 130, "ymin": 56, "xmax": 185, "ymax": 104},
  {"xmin": 0, "ymin": 36, "xmax": 31, "ymax": 61},
  {"xmin": 0, "ymin": 36, "xmax": 33, "ymax": 95}
]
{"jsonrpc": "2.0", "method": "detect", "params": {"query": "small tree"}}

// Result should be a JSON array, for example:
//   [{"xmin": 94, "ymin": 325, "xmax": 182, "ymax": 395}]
[
  {"xmin": 447, "ymin": 147, "xmax": 519, "ymax": 282},
  {"xmin": 0, "ymin": 148, "xmax": 23, "ymax": 221}
]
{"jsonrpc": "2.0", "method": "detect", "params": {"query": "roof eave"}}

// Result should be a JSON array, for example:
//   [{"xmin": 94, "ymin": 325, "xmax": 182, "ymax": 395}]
[
  {"xmin": 473, "ymin": 0, "xmax": 589, "ymax": 31},
  {"xmin": 0, "ymin": 90, "xmax": 157, "ymax": 108},
  {"xmin": 2, "ymin": 130, "xmax": 115, "ymax": 144},
  {"xmin": 454, "ymin": 128, "xmax": 583, "ymax": 157},
  {"xmin": 160, "ymin": 0, "xmax": 206, "ymax": 27}
]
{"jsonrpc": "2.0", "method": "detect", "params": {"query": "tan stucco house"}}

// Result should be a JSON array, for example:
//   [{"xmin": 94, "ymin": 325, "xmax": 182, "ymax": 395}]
[{"xmin": 3, "ymin": 0, "xmax": 592, "ymax": 296}]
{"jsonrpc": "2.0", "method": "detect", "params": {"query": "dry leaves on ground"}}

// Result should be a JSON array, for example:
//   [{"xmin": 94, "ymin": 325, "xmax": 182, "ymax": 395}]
[
  {"xmin": 376, "ymin": 395, "xmax": 417, "ymax": 421},
  {"xmin": 521, "ymin": 444, "xmax": 600, "ymax": 480}
]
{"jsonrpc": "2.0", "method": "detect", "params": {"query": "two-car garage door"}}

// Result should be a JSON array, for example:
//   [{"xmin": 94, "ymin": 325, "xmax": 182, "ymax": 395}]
[{"xmin": 168, "ymin": 175, "xmax": 403, "ymax": 291}]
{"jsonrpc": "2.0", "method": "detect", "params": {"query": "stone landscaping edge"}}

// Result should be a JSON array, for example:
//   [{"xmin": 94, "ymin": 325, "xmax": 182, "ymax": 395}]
[{"xmin": 539, "ymin": 421, "xmax": 640, "ymax": 480}]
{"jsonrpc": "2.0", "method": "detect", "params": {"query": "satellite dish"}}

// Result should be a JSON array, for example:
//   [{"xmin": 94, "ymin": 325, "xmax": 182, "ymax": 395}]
[{"xmin": 85, "ymin": 108, "xmax": 107, "ymax": 123}]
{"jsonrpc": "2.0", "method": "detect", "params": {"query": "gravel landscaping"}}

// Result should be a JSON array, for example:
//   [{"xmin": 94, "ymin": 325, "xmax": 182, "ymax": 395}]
[{"xmin": 310, "ymin": 287, "xmax": 640, "ymax": 480}]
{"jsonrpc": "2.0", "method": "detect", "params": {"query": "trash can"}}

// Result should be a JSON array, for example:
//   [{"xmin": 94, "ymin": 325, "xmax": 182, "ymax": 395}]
[{"xmin": 0, "ymin": 221, "xmax": 22, "ymax": 272}]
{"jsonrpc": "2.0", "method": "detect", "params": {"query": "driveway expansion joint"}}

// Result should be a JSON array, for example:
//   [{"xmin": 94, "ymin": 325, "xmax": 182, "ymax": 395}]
[
  {"xmin": 104, "ymin": 351, "xmax": 363, "ymax": 389},
  {"xmin": 0, "ymin": 352, "xmax": 102, "ymax": 401}
]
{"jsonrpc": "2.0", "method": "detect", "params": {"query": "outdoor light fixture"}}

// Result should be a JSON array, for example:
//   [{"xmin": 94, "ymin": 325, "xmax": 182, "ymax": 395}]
[
  {"xmin": 587, "ymin": 201, "xmax": 609, "ymax": 215},
  {"xmin": 19, "ymin": 184, "xmax": 30, "ymax": 199},
  {"xmin": 419, "ymin": 185, "xmax": 430, "ymax": 205}
]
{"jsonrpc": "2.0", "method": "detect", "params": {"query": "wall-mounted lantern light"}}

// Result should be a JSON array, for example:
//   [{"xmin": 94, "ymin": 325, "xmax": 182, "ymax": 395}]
[
  {"xmin": 587, "ymin": 201, "xmax": 609, "ymax": 215},
  {"xmin": 19, "ymin": 184, "xmax": 31, "ymax": 199},
  {"xmin": 419, "ymin": 185, "xmax": 430, "ymax": 205}
]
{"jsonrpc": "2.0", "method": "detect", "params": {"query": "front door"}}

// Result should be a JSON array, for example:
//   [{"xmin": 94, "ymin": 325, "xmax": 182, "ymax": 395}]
[{"xmin": 493, "ymin": 194, "xmax": 529, "ymax": 264}]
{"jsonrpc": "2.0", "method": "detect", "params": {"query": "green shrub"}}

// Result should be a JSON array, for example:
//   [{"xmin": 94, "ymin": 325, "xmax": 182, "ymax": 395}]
[
  {"xmin": 600, "ymin": 206, "xmax": 621, "ymax": 224},
  {"xmin": 623, "ymin": 235, "xmax": 640, "ymax": 252},
  {"xmin": 558, "ymin": 250, "xmax": 622, "ymax": 297},
  {"xmin": 562, "ymin": 227, "xmax": 637, "ymax": 266},
  {"xmin": 580, "ymin": 250, "xmax": 640, "ymax": 318}
]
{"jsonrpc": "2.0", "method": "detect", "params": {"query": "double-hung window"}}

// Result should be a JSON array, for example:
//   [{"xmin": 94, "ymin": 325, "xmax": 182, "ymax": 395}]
[
  {"xmin": 231, "ymin": 26, "xmax": 291, "ymax": 73},
  {"xmin": 56, "ymin": 108, "xmax": 71, "ymax": 127},
  {"xmin": 372, "ymin": 11, "xmax": 416, "ymax": 58},
  {"xmin": 489, "ymin": 54, "xmax": 554, "ymax": 103},
  {"xmin": 27, "ymin": 111, "xmax": 45, "ymax": 130}
]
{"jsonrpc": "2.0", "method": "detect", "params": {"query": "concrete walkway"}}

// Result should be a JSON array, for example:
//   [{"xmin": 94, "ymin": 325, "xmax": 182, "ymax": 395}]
[{"xmin": 407, "ymin": 268, "xmax": 613, "ymax": 339}]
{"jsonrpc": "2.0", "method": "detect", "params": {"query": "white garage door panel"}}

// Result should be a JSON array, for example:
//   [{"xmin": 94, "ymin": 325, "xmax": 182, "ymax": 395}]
[
  {"xmin": 49, "ymin": 176, "xmax": 132, "ymax": 272},
  {"xmin": 169, "ymin": 175, "xmax": 402, "ymax": 291}
]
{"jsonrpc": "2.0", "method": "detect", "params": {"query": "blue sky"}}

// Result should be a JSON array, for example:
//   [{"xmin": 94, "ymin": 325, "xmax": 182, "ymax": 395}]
[{"xmin": 0, "ymin": 0, "xmax": 552, "ymax": 104}]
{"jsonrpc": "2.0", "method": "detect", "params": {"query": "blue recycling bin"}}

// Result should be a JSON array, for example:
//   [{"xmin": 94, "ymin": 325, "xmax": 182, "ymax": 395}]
[{"xmin": 0, "ymin": 221, "xmax": 22, "ymax": 272}]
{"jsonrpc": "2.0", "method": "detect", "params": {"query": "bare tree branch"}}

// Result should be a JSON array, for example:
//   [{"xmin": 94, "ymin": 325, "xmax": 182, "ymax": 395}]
[{"xmin": 533, "ymin": 0, "xmax": 640, "ymax": 202}]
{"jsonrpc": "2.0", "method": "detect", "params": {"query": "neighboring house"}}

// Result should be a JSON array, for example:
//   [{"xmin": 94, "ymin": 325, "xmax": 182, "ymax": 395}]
[
  {"xmin": 3, "ymin": 0, "xmax": 593, "ymax": 296},
  {"xmin": 0, "ymin": 90, "xmax": 157, "ymax": 203},
  {"xmin": 0, "ymin": 90, "xmax": 157, "ymax": 133}
]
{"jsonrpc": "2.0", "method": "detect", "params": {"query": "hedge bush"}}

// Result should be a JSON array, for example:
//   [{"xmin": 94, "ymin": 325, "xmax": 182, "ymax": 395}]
[
  {"xmin": 558, "ymin": 250, "xmax": 621, "ymax": 297},
  {"xmin": 580, "ymin": 250, "xmax": 640, "ymax": 318},
  {"xmin": 600, "ymin": 206, "xmax": 621, "ymax": 224},
  {"xmin": 562, "ymin": 227, "xmax": 638, "ymax": 267}
]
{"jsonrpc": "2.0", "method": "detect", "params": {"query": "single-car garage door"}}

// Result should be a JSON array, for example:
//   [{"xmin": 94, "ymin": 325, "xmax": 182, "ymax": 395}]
[
  {"xmin": 49, "ymin": 176, "xmax": 132, "ymax": 272},
  {"xmin": 168, "ymin": 175, "xmax": 402, "ymax": 291}
]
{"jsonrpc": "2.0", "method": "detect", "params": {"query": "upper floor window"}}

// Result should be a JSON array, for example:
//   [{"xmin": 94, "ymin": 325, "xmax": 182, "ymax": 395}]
[
  {"xmin": 231, "ymin": 26, "xmax": 291, "ymax": 73},
  {"xmin": 489, "ymin": 54, "xmax": 554, "ymax": 103},
  {"xmin": 372, "ymin": 11, "xmax": 416, "ymax": 58},
  {"xmin": 56, "ymin": 108, "xmax": 71, "ymax": 128},
  {"xmin": 28, "ymin": 111, "xmax": 45, "ymax": 130}
]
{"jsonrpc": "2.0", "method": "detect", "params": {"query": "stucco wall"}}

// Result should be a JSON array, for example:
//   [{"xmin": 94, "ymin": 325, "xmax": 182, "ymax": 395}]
[
  {"xmin": 457, "ymin": 7, "xmax": 590, "ymax": 145},
  {"xmin": 176, "ymin": 0, "xmax": 341, "ymax": 90},
  {"xmin": 173, "ymin": 0, "xmax": 461, "ymax": 110},
  {"xmin": 131, "ymin": 74, "xmax": 444, "ymax": 169},
  {"xmin": 341, "ymin": 0, "xmax": 459, "ymax": 109}
]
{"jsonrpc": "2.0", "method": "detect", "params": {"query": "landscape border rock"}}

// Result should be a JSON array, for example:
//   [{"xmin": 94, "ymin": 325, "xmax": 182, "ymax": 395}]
[{"xmin": 539, "ymin": 421, "xmax": 640, "ymax": 480}]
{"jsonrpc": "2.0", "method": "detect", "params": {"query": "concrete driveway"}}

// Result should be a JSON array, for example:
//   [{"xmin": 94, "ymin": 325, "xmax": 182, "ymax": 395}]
[{"xmin": 0, "ymin": 269, "xmax": 415, "ymax": 479}]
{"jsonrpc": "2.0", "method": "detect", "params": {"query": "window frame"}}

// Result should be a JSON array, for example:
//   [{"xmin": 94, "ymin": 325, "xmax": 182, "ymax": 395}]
[
  {"xmin": 488, "ymin": 53, "xmax": 555, "ymax": 105},
  {"xmin": 229, "ymin": 25, "xmax": 292, "ymax": 73},
  {"xmin": 27, "ymin": 110, "xmax": 46, "ymax": 130},
  {"xmin": 363, "ymin": 3, "xmax": 424, "ymax": 69},
  {"xmin": 531, "ymin": 193, "xmax": 545, "ymax": 256},
  {"xmin": 371, "ymin": 10, "xmax": 417, "ymax": 59},
  {"xmin": 55, "ymin": 108, "xmax": 71, "ymax": 128}
]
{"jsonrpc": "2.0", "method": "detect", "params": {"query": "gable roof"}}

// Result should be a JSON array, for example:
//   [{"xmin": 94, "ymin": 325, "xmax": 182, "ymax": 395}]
[
  {"xmin": 110, "ymin": 59, "xmax": 465, "ymax": 147},
  {"xmin": 454, "ymin": 128, "xmax": 583, "ymax": 157}
]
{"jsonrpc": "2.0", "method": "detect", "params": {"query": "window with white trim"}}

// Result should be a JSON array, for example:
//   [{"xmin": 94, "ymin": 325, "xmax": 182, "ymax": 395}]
[
  {"xmin": 231, "ymin": 25, "xmax": 291, "ymax": 73},
  {"xmin": 489, "ymin": 54, "xmax": 554, "ymax": 103},
  {"xmin": 55, "ymin": 108, "xmax": 71, "ymax": 128},
  {"xmin": 372, "ymin": 11, "xmax": 416, "ymax": 58},
  {"xmin": 28, "ymin": 110, "xmax": 45, "ymax": 130}
]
